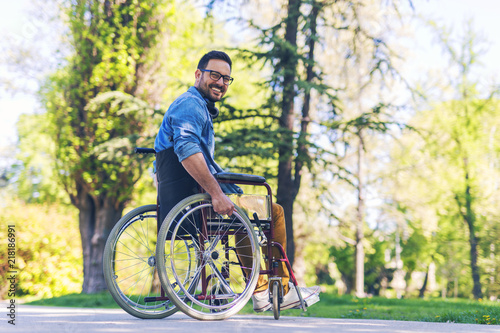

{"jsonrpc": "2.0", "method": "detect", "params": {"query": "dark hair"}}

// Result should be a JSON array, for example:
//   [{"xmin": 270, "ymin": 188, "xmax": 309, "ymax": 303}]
[{"xmin": 197, "ymin": 50, "xmax": 232, "ymax": 70}]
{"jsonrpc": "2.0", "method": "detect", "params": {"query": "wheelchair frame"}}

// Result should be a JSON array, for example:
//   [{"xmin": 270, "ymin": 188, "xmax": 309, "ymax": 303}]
[{"xmin": 103, "ymin": 148, "xmax": 306, "ymax": 321}]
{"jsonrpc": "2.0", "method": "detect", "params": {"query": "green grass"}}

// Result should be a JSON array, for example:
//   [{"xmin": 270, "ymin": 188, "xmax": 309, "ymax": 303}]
[
  {"xmin": 24, "ymin": 292, "xmax": 119, "ymax": 309},
  {"xmin": 23, "ymin": 290, "xmax": 500, "ymax": 325},
  {"xmin": 238, "ymin": 293, "xmax": 500, "ymax": 325}
]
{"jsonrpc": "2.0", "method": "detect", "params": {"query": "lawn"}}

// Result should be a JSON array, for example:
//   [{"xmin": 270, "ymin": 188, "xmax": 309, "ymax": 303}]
[{"xmin": 24, "ymin": 289, "xmax": 500, "ymax": 325}]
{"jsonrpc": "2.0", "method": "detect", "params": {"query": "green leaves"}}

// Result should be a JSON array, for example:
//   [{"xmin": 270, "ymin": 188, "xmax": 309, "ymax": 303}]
[
  {"xmin": 39, "ymin": 1, "xmax": 168, "ymax": 208},
  {"xmin": 0, "ymin": 199, "xmax": 82, "ymax": 298}
]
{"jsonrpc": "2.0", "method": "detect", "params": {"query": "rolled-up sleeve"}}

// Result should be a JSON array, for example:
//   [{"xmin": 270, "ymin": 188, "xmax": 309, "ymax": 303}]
[{"xmin": 168, "ymin": 98, "xmax": 206, "ymax": 162}]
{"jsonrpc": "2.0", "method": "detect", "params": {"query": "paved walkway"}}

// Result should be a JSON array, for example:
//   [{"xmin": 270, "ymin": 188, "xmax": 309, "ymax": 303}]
[{"xmin": 2, "ymin": 305, "xmax": 500, "ymax": 333}]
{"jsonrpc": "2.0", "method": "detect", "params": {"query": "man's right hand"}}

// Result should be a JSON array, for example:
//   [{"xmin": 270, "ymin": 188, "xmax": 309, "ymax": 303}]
[
  {"xmin": 181, "ymin": 153, "xmax": 235, "ymax": 216},
  {"xmin": 211, "ymin": 192, "xmax": 235, "ymax": 217}
]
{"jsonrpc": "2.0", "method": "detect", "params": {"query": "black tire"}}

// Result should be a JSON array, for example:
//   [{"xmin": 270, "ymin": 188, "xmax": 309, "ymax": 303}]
[
  {"xmin": 272, "ymin": 281, "xmax": 281, "ymax": 320},
  {"xmin": 156, "ymin": 193, "xmax": 261, "ymax": 320},
  {"xmin": 103, "ymin": 205, "xmax": 177, "ymax": 319}
]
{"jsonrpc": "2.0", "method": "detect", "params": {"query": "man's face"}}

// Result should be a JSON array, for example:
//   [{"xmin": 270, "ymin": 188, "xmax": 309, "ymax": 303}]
[{"xmin": 194, "ymin": 59, "xmax": 231, "ymax": 102}]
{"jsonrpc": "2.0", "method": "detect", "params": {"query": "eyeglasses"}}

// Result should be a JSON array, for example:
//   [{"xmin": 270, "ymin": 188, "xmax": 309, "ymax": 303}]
[{"xmin": 199, "ymin": 69, "xmax": 234, "ymax": 85}]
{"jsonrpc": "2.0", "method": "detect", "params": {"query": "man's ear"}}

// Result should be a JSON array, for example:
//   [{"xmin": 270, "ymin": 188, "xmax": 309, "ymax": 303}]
[{"xmin": 195, "ymin": 69, "xmax": 202, "ymax": 80}]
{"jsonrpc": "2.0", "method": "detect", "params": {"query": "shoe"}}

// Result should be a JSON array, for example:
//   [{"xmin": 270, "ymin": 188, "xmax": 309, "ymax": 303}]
[
  {"xmin": 281, "ymin": 283, "xmax": 320, "ymax": 310},
  {"xmin": 252, "ymin": 289, "xmax": 272, "ymax": 312}
]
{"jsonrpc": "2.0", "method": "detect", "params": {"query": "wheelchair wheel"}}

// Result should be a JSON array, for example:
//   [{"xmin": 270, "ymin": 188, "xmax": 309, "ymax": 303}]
[
  {"xmin": 103, "ymin": 205, "xmax": 179, "ymax": 319},
  {"xmin": 272, "ymin": 281, "xmax": 281, "ymax": 320},
  {"xmin": 156, "ymin": 193, "xmax": 261, "ymax": 320}
]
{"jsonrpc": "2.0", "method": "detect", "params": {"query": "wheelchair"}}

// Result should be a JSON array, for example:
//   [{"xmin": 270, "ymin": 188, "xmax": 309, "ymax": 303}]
[{"xmin": 104, "ymin": 148, "xmax": 307, "ymax": 321}]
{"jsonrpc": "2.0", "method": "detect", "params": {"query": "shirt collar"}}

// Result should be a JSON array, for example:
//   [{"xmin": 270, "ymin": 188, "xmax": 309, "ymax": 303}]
[{"xmin": 192, "ymin": 86, "xmax": 219, "ymax": 119}]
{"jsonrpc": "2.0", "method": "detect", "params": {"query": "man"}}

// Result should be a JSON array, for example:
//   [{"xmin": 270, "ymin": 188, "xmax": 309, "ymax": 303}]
[{"xmin": 154, "ymin": 50, "xmax": 320, "ymax": 312}]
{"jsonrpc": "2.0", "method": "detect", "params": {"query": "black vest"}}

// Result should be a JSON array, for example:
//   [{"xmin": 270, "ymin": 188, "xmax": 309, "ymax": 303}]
[{"xmin": 156, "ymin": 148, "xmax": 199, "ymax": 229}]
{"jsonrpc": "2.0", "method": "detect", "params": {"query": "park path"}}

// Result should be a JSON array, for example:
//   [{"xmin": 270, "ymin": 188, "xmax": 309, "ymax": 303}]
[{"xmin": 2, "ymin": 304, "xmax": 500, "ymax": 333}]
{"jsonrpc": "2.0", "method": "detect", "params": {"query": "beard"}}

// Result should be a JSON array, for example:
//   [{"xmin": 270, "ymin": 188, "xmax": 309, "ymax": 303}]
[{"xmin": 198, "ymin": 79, "xmax": 226, "ymax": 102}]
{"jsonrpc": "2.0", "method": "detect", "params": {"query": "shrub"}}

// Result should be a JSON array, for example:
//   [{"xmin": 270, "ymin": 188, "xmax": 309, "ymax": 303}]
[{"xmin": 0, "ymin": 198, "xmax": 82, "ymax": 299}]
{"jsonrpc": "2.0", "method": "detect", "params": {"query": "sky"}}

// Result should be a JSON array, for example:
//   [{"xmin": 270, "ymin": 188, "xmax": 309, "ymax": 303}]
[
  {"xmin": 407, "ymin": 0, "xmax": 500, "ymax": 82},
  {"xmin": 1, "ymin": 0, "xmax": 500, "ymax": 148},
  {"xmin": 0, "ymin": 0, "xmax": 43, "ymax": 149}
]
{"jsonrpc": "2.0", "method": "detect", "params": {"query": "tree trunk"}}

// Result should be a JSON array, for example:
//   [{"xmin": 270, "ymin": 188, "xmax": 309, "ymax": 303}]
[
  {"xmin": 419, "ymin": 264, "xmax": 429, "ymax": 298},
  {"xmin": 290, "ymin": 1, "xmax": 320, "ymax": 277},
  {"xmin": 468, "ymin": 213, "xmax": 482, "ymax": 299},
  {"xmin": 463, "ymin": 167, "xmax": 482, "ymax": 299},
  {"xmin": 341, "ymin": 273, "xmax": 352, "ymax": 295},
  {"xmin": 453, "ymin": 158, "xmax": 482, "ymax": 300},
  {"xmin": 78, "ymin": 192, "xmax": 123, "ymax": 294},
  {"xmin": 355, "ymin": 132, "xmax": 365, "ymax": 298},
  {"xmin": 276, "ymin": 0, "xmax": 301, "ymax": 267},
  {"xmin": 78, "ymin": 191, "xmax": 96, "ymax": 293}
]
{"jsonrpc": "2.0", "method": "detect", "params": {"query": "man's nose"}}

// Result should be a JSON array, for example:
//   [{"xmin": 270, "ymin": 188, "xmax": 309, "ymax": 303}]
[{"xmin": 215, "ymin": 76, "xmax": 225, "ymax": 85}]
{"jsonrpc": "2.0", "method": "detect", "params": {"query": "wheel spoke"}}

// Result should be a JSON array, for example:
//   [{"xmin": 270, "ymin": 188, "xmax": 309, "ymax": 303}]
[
  {"xmin": 156, "ymin": 194, "xmax": 260, "ymax": 320},
  {"xmin": 104, "ymin": 205, "xmax": 177, "ymax": 319}
]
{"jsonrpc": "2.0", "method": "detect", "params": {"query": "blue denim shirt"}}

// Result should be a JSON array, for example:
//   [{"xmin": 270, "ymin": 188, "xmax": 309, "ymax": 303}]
[
  {"xmin": 154, "ymin": 86, "xmax": 241, "ymax": 194},
  {"xmin": 155, "ymin": 87, "xmax": 216, "ymax": 167}
]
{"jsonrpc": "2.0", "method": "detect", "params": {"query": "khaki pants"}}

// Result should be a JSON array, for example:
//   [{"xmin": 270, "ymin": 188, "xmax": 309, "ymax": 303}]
[{"xmin": 236, "ymin": 203, "xmax": 290, "ymax": 295}]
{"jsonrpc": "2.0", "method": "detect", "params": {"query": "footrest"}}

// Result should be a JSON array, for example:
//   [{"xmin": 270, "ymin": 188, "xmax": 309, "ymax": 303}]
[
  {"xmin": 215, "ymin": 172, "xmax": 266, "ymax": 184},
  {"xmin": 294, "ymin": 285, "xmax": 308, "ymax": 311}
]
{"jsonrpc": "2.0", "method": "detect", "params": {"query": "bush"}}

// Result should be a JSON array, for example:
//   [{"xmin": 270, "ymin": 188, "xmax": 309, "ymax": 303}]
[{"xmin": 0, "ymin": 198, "xmax": 82, "ymax": 299}]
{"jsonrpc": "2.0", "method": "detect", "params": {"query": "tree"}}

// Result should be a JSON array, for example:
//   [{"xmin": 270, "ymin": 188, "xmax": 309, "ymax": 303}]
[
  {"xmin": 213, "ymin": 0, "xmax": 332, "ymax": 267},
  {"xmin": 317, "ymin": 0, "xmax": 412, "ymax": 297},
  {"xmin": 6, "ymin": 0, "xmax": 250, "ymax": 296},
  {"xmin": 210, "ymin": 2, "xmax": 413, "ymax": 285},
  {"xmin": 387, "ymin": 21, "xmax": 500, "ymax": 299},
  {"xmin": 422, "ymin": 22, "xmax": 499, "ymax": 299},
  {"xmin": 42, "ymin": 0, "xmax": 168, "ymax": 293},
  {"xmin": 11, "ymin": 113, "xmax": 68, "ymax": 204}
]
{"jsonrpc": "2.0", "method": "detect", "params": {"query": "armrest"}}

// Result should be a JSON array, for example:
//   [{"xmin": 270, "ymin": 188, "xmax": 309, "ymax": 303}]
[
  {"xmin": 215, "ymin": 172, "xmax": 266, "ymax": 184},
  {"xmin": 135, "ymin": 147, "xmax": 156, "ymax": 155}
]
